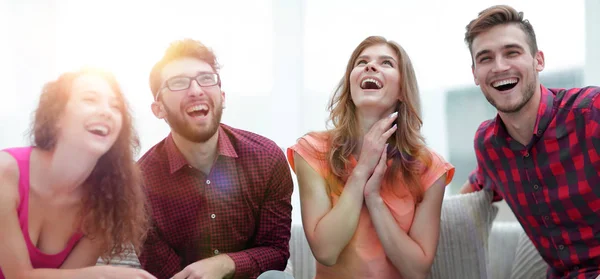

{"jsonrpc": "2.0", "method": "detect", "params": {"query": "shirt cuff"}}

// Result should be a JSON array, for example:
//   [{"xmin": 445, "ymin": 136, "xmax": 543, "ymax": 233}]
[
  {"xmin": 467, "ymin": 171, "xmax": 482, "ymax": 191},
  {"xmin": 227, "ymin": 251, "xmax": 254, "ymax": 279}
]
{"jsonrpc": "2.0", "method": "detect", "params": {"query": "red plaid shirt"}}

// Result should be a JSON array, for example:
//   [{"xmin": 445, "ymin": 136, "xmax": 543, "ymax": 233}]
[
  {"xmin": 469, "ymin": 85, "xmax": 600, "ymax": 279},
  {"xmin": 138, "ymin": 124, "xmax": 293, "ymax": 279}
]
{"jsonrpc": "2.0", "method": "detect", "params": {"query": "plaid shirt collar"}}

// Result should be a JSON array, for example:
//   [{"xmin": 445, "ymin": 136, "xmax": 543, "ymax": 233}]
[
  {"xmin": 493, "ymin": 84, "xmax": 555, "ymax": 146},
  {"xmin": 165, "ymin": 125, "xmax": 239, "ymax": 174}
]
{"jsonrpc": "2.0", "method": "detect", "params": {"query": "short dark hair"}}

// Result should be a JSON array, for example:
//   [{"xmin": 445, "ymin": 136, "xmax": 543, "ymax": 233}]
[{"xmin": 465, "ymin": 5, "xmax": 538, "ymax": 63}]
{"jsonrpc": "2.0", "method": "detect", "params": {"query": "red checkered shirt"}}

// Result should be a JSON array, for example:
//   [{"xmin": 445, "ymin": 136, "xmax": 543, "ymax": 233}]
[
  {"xmin": 469, "ymin": 85, "xmax": 600, "ymax": 279},
  {"xmin": 138, "ymin": 124, "xmax": 293, "ymax": 279}
]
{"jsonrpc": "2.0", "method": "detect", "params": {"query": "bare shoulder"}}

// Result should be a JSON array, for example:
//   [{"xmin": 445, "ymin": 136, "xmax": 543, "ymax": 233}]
[
  {"xmin": 294, "ymin": 151, "xmax": 325, "ymax": 182},
  {"xmin": 0, "ymin": 151, "xmax": 21, "ymax": 210}
]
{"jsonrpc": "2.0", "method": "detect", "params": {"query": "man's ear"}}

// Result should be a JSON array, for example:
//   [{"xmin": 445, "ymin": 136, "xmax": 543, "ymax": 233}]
[
  {"xmin": 472, "ymin": 65, "xmax": 480, "ymax": 86},
  {"xmin": 535, "ymin": 50, "xmax": 545, "ymax": 72},
  {"xmin": 221, "ymin": 90, "xmax": 226, "ymax": 109},
  {"xmin": 151, "ymin": 101, "xmax": 166, "ymax": 119}
]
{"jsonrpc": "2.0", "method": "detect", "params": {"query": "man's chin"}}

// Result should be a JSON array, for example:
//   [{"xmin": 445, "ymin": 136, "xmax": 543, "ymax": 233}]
[
  {"xmin": 182, "ymin": 125, "xmax": 219, "ymax": 143},
  {"xmin": 494, "ymin": 101, "xmax": 527, "ymax": 114},
  {"xmin": 166, "ymin": 108, "xmax": 223, "ymax": 143}
]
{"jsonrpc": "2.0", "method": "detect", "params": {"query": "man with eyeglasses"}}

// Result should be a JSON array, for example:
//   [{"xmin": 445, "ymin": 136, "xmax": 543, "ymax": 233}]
[{"xmin": 137, "ymin": 39, "xmax": 294, "ymax": 279}]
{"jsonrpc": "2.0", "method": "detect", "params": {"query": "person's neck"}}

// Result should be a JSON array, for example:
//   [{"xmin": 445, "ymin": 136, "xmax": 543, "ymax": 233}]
[
  {"xmin": 171, "ymin": 130, "xmax": 220, "ymax": 175},
  {"xmin": 354, "ymin": 107, "xmax": 395, "ymax": 156},
  {"xmin": 498, "ymin": 89, "xmax": 542, "ymax": 146},
  {"xmin": 33, "ymin": 142, "xmax": 99, "ymax": 204}
]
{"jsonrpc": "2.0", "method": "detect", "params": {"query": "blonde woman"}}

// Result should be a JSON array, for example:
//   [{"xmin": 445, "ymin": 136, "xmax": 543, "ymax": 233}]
[{"xmin": 288, "ymin": 36, "xmax": 454, "ymax": 279}]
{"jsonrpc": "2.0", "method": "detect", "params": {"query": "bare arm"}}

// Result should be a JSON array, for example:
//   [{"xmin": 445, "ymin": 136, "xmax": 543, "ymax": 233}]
[
  {"xmin": 294, "ymin": 152, "xmax": 368, "ymax": 266},
  {"xmin": 59, "ymin": 237, "xmax": 103, "ymax": 269},
  {"xmin": 365, "ymin": 175, "xmax": 447, "ymax": 279},
  {"xmin": 459, "ymin": 179, "xmax": 475, "ymax": 194},
  {"xmin": 292, "ymin": 113, "xmax": 398, "ymax": 266},
  {"xmin": 30, "ymin": 246, "xmax": 156, "ymax": 279},
  {"xmin": 0, "ymin": 152, "xmax": 37, "ymax": 279}
]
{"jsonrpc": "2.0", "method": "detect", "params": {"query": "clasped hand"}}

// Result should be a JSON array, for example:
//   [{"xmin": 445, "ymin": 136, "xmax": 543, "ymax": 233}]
[{"xmin": 358, "ymin": 111, "xmax": 398, "ymax": 198}]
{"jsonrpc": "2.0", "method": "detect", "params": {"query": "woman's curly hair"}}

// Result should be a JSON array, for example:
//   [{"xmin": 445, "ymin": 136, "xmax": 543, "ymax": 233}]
[{"xmin": 29, "ymin": 68, "xmax": 149, "ymax": 262}]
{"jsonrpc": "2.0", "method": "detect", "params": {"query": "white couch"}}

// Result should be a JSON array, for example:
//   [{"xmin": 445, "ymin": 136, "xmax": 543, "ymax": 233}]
[
  {"xmin": 99, "ymin": 191, "xmax": 548, "ymax": 279},
  {"xmin": 286, "ymin": 221, "xmax": 547, "ymax": 279},
  {"xmin": 286, "ymin": 190, "xmax": 548, "ymax": 279}
]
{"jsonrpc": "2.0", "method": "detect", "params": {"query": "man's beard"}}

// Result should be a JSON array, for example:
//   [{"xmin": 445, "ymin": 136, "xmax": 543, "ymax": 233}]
[
  {"xmin": 484, "ymin": 72, "xmax": 536, "ymax": 114},
  {"xmin": 163, "ymin": 101, "xmax": 223, "ymax": 143}
]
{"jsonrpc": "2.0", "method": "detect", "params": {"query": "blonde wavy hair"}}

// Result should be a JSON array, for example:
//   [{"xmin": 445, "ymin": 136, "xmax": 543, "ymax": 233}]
[{"xmin": 310, "ymin": 36, "xmax": 431, "ymax": 204}]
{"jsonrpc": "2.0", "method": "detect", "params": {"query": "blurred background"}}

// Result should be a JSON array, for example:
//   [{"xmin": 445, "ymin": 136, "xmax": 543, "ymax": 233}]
[{"xmin": 1, "ymin": 0, "xmax": 598, "ymax": 223}]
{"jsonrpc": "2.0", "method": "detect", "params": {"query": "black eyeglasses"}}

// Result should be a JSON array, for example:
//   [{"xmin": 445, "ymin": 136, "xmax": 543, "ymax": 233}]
[{"xmin": 155, "ymin": 72, "xmax": 220, "ymax": 101}]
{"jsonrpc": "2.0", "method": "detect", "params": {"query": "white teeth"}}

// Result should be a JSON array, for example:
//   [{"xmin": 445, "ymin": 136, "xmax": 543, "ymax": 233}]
[
  {"xmin": 361, "ymin": 78, "xmax": 382, "ymax": 89},
  {"xmin": 87, "ymin": 125, "xmax": 108, "ymax": 136},
  {"xmin": 186, "ymin": 104, "xmax": 209, "ymax": 113},
  {"xmin": 492, "ymin": 78, "xmax": 518, "ymax": 88}
]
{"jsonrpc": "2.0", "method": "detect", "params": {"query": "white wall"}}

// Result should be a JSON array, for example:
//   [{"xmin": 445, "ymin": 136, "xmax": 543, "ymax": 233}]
[
  {"xmin": 0, "ymin": 0, "xmax": 60, "ymax": 145},
  {"xmin": 0, "ymin": 0, "xmax": 586, "ymax": 224},
  {"xmin": 585, "ymin": 0, "xmax": 600, "ymax": 86}
]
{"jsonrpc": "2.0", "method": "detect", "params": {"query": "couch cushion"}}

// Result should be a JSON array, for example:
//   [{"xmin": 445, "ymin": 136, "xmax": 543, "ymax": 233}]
[
  {"xmin": 289, "ymin": 224, "xmax": 316, "ymax": 279},
  {"xmin": 96, "ymin": 246, "xmax": 141, "ymax": 268},
  {"xmin": 488, "ymin": 221, "xmax": 522, "ymax": 279},
  {"xmin": 510, "ymin": 231, "xmax": 548, "ymax": 279},
  {"xmin": 428, "ymin": 190, "xmax": 498, "ymax": 279}
]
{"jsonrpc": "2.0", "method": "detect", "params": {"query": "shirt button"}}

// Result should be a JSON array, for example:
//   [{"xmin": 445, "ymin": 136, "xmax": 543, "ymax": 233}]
[
  {"xmin": 543, "ymin": 216, "xmax": 549, "ymax": 220},
  {"xmin": 206, "ymin": 179, "xmax": 211, "ymax": 185},
  {"xmin": 524, "ymin": 152, "xmax": 530, "ymax": 157},
  {"xmin": 558, "ymin": 245, "xmax": 564, "ymax": 250},
  {"xmin": 536, "ymin": 129, "xmax": 542, "ymax": 136},
  {"xmin": 210, "ymin": 213, "xmax": 216, "ymax": 219},
  {"xmin": 533, "ymin": 184, "xmax": 539, "ymax": 190},
  {"xmin": 214, "ymin": 249, "xmax": 220, "ymax": 255}
]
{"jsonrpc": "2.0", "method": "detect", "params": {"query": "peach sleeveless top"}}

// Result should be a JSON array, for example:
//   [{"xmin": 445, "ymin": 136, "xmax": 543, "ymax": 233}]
[{"xmin": 287, "ymin": 133, "xmax": 454, "ymax": 279}]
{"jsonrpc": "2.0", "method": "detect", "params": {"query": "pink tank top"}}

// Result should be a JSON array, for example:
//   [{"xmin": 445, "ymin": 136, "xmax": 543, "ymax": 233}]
[{"xmin": 0, "ymin": 147, "xmax": 84, "ymax": 279}]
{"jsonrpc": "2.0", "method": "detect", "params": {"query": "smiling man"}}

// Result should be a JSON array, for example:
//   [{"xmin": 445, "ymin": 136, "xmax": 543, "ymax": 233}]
[
  {"xmin": 459, "ymin": 5, "xmax": 600, "ymax": 279},
  {"xmin": 137, "ymin": 39, "xmax": 294, "ymax": 279}
]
